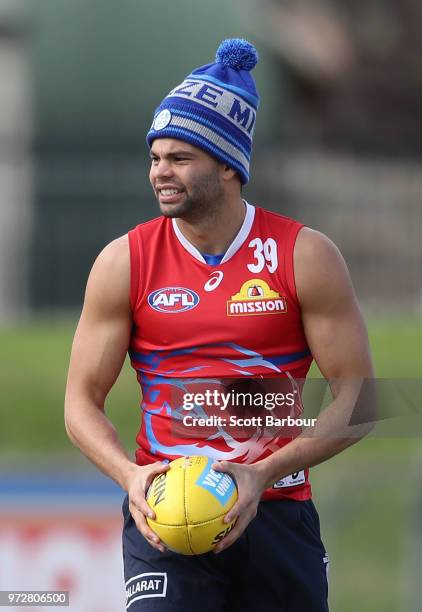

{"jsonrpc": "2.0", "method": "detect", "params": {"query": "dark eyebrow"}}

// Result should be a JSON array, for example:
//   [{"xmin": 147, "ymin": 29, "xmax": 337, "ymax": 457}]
[
  {"xmin": 150, "ymin": 150, "xmax": 195, "ymax": 159},
  {"xmin": 171, "ymin": 150, "xmax": 195, "ymax": 157}
]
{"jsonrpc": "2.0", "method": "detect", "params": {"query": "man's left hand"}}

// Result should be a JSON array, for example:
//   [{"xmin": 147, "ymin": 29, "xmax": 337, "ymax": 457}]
[{"xmin": 211, "ymin": 460, "xmax": 268, "ymax": 554}]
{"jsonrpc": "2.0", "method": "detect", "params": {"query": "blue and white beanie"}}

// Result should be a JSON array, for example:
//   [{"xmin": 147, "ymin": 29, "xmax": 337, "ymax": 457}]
[{"xmin": 147, "ymin": 38, "xmax": 259, "ymax": 184}]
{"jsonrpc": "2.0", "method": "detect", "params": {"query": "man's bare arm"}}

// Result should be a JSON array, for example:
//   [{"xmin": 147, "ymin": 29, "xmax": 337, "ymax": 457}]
[
  {"xmin": 65, "ymin": 236, "xmax": 134, "ymax": 485},
  {"xmin": 212, "ymin": 227, "xmax": 375, "ymax": 552},
  {"xmin": 256, "ymin": 227, "xmax": 375, "ymax": 487},
  {"xmin": 64, "ymin": 235, "xmax": 168, "ymax": 551}
]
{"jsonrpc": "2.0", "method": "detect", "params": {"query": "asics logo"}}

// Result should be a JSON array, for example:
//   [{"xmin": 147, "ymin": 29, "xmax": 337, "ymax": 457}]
[{"xmin": 204, "ymin": 271, "xmax": 224, "ymax": 292}]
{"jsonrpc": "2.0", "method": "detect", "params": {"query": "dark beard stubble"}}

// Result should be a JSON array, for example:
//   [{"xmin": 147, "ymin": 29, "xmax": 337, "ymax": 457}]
[{"xmin": 158, "ymin": 166, "xmax": 224, "ymax": 223}]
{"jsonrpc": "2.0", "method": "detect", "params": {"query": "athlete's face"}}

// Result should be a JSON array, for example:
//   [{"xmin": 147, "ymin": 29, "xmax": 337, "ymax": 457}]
[{"xmin": 149, "ymin": 139, "xmax": 225, "ymax": 221}]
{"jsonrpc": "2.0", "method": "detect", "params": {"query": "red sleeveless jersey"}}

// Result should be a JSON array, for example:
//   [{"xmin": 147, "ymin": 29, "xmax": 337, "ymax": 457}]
[{"xmin": 128, "ymin": 203, "xmax": 313, "ymax": 501}]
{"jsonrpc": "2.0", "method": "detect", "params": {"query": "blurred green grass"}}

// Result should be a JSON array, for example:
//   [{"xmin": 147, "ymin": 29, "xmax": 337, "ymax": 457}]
[
  {"xmin": 0, "ymin": 315, "xmax": 421, "ymax": 611},
  {"xmin": 0, "ymin": 318, "xmax": 138, "ymax": 453}
]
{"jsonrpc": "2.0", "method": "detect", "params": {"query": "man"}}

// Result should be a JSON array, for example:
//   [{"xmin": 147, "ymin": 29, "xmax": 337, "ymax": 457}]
[{"xmin": 65, "ymin": 39, "xmax": 373, "ymax": 611}]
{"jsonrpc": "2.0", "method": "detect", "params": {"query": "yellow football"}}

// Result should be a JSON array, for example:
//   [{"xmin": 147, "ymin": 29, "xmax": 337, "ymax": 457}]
[{"xmin": 146, "ymin": 456, "xmax": 238, "ymax": 555}]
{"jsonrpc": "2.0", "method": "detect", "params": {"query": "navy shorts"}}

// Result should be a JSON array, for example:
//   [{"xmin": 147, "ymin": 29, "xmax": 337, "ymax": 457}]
[{"xmin": 122, "ymin": 495, "xmax": 329, "ymax": 611}]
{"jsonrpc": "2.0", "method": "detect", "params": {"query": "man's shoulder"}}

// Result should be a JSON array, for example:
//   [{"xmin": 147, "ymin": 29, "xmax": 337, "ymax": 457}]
[
  {"xmin": 294, "ymin": 227, "xmax": 353, "ymax": 308},
  {"xmin": 295, "ymin": 227, "xmax": 342, "ymax": 263},
  {"xmin": 98, "ymin": 234, "xmax": 130, "ymax": 267},
  {"xmin": 92, "ymin": 235, "xmax": 130, "ymax": 293},
  {"xmin": 83, "ymin": 235, "xmax": 131, "ymax": 315}
]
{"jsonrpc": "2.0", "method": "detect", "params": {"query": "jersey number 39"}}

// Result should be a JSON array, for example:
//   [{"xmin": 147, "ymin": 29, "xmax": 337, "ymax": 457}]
[{"xmin": 247, "ymin": 238, "xmax": 278, "ymax": 273}]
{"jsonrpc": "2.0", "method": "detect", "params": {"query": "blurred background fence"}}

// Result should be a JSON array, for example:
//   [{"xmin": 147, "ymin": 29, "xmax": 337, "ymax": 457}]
[{"xmin": 0, "ymin": 0, "xmax": 421, "ymax": 610}]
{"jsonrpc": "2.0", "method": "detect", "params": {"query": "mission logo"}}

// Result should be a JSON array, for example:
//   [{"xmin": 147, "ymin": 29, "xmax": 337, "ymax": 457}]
[
  {"xmin": 148, "ymin": 287, "xmax": 200, "ymax": 313},
  {"xmin": 227, "ymin": 279, "xmax": 287, "ymax": 316}
]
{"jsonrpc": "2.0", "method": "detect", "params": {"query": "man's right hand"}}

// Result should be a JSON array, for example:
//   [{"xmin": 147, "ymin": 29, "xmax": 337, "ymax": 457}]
[{"xmin": 125, "ymin": 461, "xmax": 171, "ymax": 553}]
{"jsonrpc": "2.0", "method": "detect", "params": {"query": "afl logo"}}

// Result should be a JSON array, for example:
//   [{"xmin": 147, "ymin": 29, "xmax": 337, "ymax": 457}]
[{"xmin": 148, "ymin": 287, "xmax": 200, "ymax": 313}]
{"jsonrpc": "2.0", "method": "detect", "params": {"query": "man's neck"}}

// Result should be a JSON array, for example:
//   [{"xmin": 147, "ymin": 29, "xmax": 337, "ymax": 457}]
[{"xmin": 175, "ymin": 197, "xmax": 246, "ymax": 255}]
